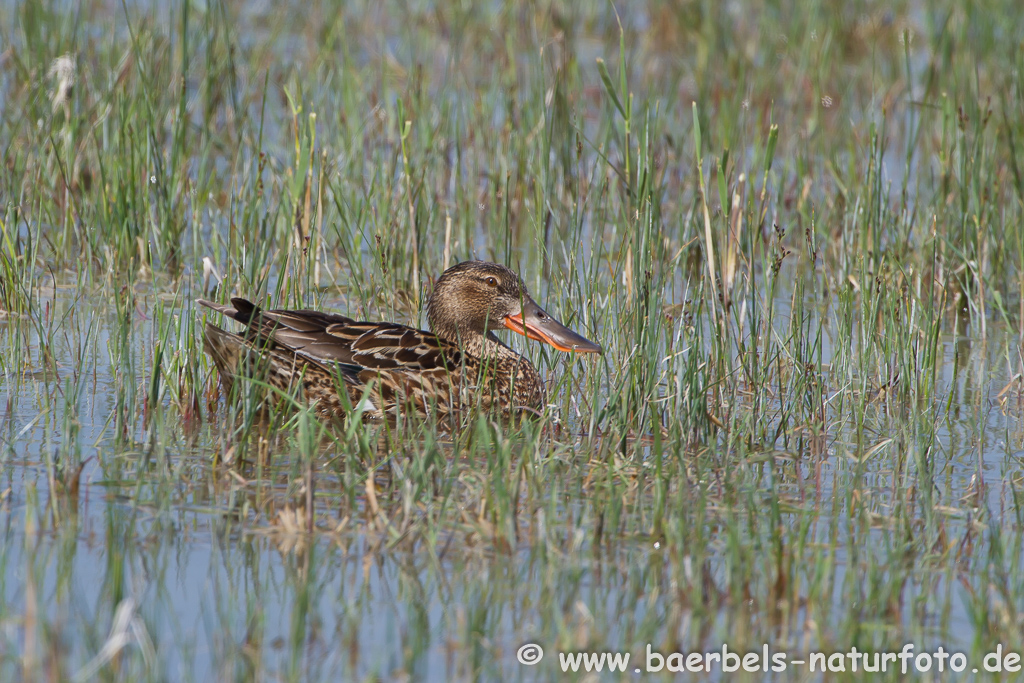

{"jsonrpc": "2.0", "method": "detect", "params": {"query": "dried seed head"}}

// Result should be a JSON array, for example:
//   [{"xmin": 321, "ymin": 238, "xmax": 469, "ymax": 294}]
[{"xmin": 48, "ymin": 54, "xmax": 77, "ymax": 112}]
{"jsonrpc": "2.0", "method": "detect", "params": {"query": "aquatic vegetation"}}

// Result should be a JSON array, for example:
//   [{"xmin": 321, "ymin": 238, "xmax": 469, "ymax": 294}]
[{"xmin": 0, "ymin": 0, "xmax": 1022, "ymax": 680}]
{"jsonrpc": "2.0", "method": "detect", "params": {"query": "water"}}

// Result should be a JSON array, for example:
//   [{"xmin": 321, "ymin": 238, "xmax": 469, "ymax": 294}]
[
  {"xmin": 3, "ymin": 0, "xmax": 1023, "ymax": 679},
  {"xmin": 1, "ymin": 288, "xmax": 1020, "ymax": 680}
]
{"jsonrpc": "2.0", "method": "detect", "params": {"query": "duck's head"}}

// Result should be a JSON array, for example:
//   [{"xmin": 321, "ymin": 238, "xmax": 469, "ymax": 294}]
[{"xmin": 426, "ymin": 261, "xmax": 602, "ymax": 354}]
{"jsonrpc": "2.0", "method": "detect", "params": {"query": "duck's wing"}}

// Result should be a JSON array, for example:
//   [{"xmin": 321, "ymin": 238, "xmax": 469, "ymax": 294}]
[
  {"xmin": 326, "ymin": 322, "xmax": 462, "ymax": 371},
  {"xmin": 327, "ymin": 323, "xmax": 465, "ymax": 416},
  {"xmin": 198, "ymin": 297, "xmax": 354, "ymax": 357},
  {"xmin": 198, "ymin": 297, "xmax": 463, "ymax": 373},
  {"xmin": 198, "ymin": 298, "xmax": 470, "ymax": 418}
]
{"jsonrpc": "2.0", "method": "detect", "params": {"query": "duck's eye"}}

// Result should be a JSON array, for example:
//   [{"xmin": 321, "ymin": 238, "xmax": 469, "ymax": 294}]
[{"xmin": 484, "ymin": 276, "xmax": 498, "ymax": 287}]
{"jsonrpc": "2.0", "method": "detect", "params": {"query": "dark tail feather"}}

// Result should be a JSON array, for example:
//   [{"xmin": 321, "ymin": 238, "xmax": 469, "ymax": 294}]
[{"xmin": 196, "ymin": 297, "xmax": 261, "ymax": 325}]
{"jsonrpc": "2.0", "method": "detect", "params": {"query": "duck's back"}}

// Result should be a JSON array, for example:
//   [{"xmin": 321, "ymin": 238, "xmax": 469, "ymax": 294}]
[
  {"xmin": 199, "ymin": 298, "xmax": 545, "ymax": 421},
  {"xmin": 200, "ymin": 298, "xmax": 471, "ymax": 420}
]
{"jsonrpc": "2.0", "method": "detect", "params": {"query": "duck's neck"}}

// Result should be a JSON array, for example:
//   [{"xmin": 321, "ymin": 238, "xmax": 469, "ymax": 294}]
[
  {"xmin": 458, "ymin": 330, "xmax": 523, "ymax": 363},
  {"xmin": 472, "ymin": 332, "xmax": 547, "ymax": 410},
  {"xmin": 430, "ymin": 318, "xmax": 513, "ymax": 359},
  {"xmin": 436, "ymin": 326, "xmax": 546, "ymax": 410}
]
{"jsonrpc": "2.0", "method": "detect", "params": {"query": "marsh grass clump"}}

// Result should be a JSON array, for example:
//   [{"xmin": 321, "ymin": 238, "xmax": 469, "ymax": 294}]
[{"xmin": 0, "ymin": 0, "xmax": 1023, "ymax": 679}]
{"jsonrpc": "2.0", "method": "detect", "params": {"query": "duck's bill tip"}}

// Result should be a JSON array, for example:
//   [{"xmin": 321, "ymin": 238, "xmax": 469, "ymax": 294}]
[{"xmin": 504, "ymin": 311, "xmax": 602, "ymax": 355}]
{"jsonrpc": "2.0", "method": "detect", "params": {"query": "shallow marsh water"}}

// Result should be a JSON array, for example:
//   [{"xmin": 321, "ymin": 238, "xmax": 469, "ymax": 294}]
[
  {"xmin": 1, "ymin": 288, "xmax": 1021, "ymax": 681},
  {"xmin": 3, "ymin": 0, "xmax": 1024, "ymax": 681}
]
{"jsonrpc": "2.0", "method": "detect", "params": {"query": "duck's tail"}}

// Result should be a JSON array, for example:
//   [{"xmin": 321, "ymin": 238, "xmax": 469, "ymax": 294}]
[{"xmin": 201, "ymin": 323, "xmax": 244, "ymax": 380}]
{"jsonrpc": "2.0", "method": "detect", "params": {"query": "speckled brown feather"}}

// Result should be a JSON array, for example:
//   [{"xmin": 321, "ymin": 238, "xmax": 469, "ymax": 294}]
[{"xmin": 197, "ymin": 262, "xmax": 593, "ymax": 422}]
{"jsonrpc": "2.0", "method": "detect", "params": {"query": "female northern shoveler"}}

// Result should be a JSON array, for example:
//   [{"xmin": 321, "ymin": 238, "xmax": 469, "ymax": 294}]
[{"xmin": 198, "ymin": 261, "xmax": 601, "ymax": 421}]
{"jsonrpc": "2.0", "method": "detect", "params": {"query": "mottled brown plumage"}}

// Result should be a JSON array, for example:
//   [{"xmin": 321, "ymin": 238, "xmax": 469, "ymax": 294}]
[{"xmin": 198, "ymin": 261, "xmax": 601, "ymax": 422}]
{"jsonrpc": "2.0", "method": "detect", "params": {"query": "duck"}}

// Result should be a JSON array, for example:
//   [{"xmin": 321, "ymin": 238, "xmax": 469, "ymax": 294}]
[{"xmin": 197, "ymin": 260, "xmax": 602, "ymax": 422}]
